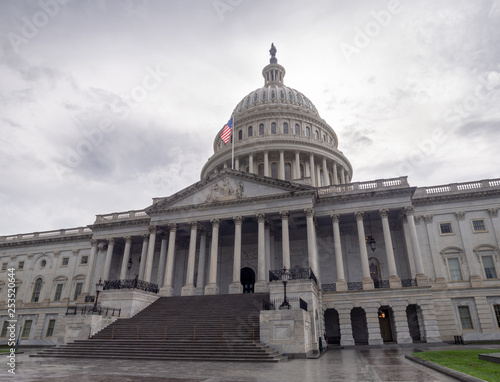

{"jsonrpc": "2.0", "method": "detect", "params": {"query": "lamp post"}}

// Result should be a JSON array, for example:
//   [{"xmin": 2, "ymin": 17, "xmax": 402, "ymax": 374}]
[
  {"xmin": 93, "ymin": 278, "xmax": 104, "ymax": 313},
  {"xmin": 280, "ymin": 267, "xmax": 291, "ymax": 309}
]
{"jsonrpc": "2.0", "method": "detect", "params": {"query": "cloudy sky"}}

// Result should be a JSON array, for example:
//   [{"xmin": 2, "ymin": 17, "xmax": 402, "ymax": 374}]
[{"xmin": 1, "ymin": 0, "xmax": 499, "ymax": 235}]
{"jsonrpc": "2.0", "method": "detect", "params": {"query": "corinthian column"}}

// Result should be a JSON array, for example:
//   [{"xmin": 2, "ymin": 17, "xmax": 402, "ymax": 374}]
[
  {"xmin": 229, "ymin": 216, "xmax": 244, "ymax": 294},
  {"xmin": 404, "ymin": 207, "xmax": 428, "ymax": 286},
  {"xmin": 182, "ymin": 222, "xmax": 198, "ymax": 296},
  {"xmin": 160, "ymin": 224, "xmax": 177, "ymax": 296},
  {"xmin": 119, "ymin": 236, "xmax": 133, "ymax": 280},
  {"xmin": 143, "ymin": 226, "xmax": 157, "ymax": 283},
  {"xmin": 102, "ymin": 237, "xmax": 115, "ymax": 281},
  {"xmin": 205, "ymin": 218, "xmax": 220, "ymax": 295},
  {"xmin": 280, "ymin": 211, "xmax": 291, "ymax": 269},
  {"xmin": 83, "ymin": 239, "xmax": 98, "ymax": 295},
  {"xmin": 355, "ymin": 211, "xmax": 374, "ymax": 290},
  {"xmin": 305, "ymin": 208, "xmax": 320, "ymax": 280},
  {"xmin": 331, "ymin": 214, "xmax": 347, "ymax": 291},
  {"xmin": 254, "ymin": 213, "xmax": 268, "ymax": 292},
  {"xmin": 379, "ymin": 209, "xmax": 401, "ymax": 288}
]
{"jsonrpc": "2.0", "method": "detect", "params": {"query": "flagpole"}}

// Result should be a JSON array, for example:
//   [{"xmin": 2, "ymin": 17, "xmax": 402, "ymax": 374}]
[{"xmin": 231, "ymin": 112, "xmax": 235, "ymax": 170}]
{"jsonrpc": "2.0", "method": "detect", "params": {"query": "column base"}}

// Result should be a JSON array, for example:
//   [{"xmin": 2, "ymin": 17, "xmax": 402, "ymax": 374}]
[
  {"xmin": 335, "ymin": 279, "xmax": 347, "ymax": 292},
  {"xmin": 204, "ymin": 283, "xmax": 219, "ymax": 295},
  {"xmin": 389, "ymin": 275, "xmax": 402, "ymax": 289},
  {"xmin": 181, "ymin": 284, "xmax": 196, "ymax": 296},
  {"xmin": 159, "ymin": 286, "xmax": 175, "ymax": 297},
  {"xmin": 340, "ymin": 338, "xmax": 355, "ymax": 346},
  {"xmin": 432, "ymin": 277, "xmax": 448, "ymax": 289},
  {"xmin": 254, "ymin": 280, "xmax": 269, "ymax": 293},
  {"xmin": 470, "ymin": 275, "xmax": 483, "ymax": 288},
  {"xmin": 416, "ymin": 274, "xmax": 429, "ymax": 286},
  {"xmin": 362, "ymin": 277, "xmax": 374, "ymax": 290},
  {"xmin": 229, "ymin": 282, "xmax": 243, "ymax": 294}
]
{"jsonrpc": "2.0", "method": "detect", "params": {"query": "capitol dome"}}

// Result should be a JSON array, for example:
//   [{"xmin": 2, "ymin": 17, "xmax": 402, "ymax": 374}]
[{"xmin": 201, "ymin": 44, "xmax": 353, "ymax": 187}]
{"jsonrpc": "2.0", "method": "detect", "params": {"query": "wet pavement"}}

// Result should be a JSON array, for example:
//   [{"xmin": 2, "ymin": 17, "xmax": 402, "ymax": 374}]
[{"xmin": 5, "ymin": 344, "xmax": 499, "ymax": 381}]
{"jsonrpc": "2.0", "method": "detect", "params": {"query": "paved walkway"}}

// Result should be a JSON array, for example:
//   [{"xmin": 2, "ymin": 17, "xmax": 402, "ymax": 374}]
[{"xmin": 6, "ymin": 344, "xmax": 499, "ymax": 381}]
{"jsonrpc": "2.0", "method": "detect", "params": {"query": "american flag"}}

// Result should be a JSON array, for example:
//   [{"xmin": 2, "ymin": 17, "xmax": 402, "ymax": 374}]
[{"xmin": 220, "ymin": 116, "xmax": 233, "ymax": 144}]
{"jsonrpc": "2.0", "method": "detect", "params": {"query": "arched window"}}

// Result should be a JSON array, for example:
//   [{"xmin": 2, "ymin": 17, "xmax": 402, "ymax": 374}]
[
  {"xmin": 285, "ymin": 162, "xmax": 292, "ymax": 180},
  {"xmin": 322, "ymin": 134, "xmax": 326, "ymax": 141},
  {"xmin": 248, "ymin": 126, "xmax": 253, "ymax": 137},
  {"xmin": 314, "ymin": 130, "xmax": 319, "ymax": 140},
  {"xmin": 258, "ymin": 163, "xmax": 264, "ymax": 176},
  {"xmin": 31, "ymin": 277, "xmax": 42, "ymax": 302},
  {"xmin": 295, "ymin": 124, "xmax": 300, "ymax": 135},
  {"xmin": 238, "ymin": 129, "xmax": 243, "ymax": 140},
  {"xmin": 283, "ymin": 122, "xmax": 289, "ymax": 134},
  {"xmin": 259, "ymin": 123, "xmax": 264, "ymax": 135},
  {"xmin": 271, "ymin": 122, "xmax": 277, "ymax": 134},
  {"xmin": 271, "ymin": 162, "xmax": 278, "ymax": 178},
  {"xmin": 305, "ymin": 126, "xmax": 310, "ymax": 137}
]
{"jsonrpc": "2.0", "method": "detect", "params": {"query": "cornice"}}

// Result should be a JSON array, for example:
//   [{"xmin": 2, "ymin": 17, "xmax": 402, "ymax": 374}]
[
  {"xmin": 87, "ymin": 218, "xmax": 151, "ymax": 231},
  {"xmin": 0, "ymin": 234, "xmax": 93, "ymax": 249},
  {"xmin": 412, "ymin": 189, "xmax": 500, "ymax": 206},
  {"xmin": 317, "ymin": 186, "xmax": 415, "ymax": 204}
]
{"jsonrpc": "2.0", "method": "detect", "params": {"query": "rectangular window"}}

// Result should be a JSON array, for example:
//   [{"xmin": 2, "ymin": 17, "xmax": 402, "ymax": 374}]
[
  {"xmin": 1, "ymin": 263, "xmax": 7, "ymax": 271},
  {"xmin": 482, "ymin": 256, "xmax": 497, "ymax": 279},
  {"xmin": 472, "ymin": 219, "xmax": 486, "ymax": 232},
  {"xmin": 46, "ymin": 319, "xmax": 56, "ymax": 337},
  {"xmin": 448, "ymin": 258, "xmax": 463, "ymax": 281},
  {"xmin": 494, "ymin": 305, "xmax": 500, "ymax": 328},
  {"xmin": 458, "ymin": 306, "xmax": 474, "ymax": 329},
  {"xmin": 61, "ymin": 257, "xmax": 69, "ymax": 266},
  {"xmin": 80, "ymin": 256, "xmax": 88, "ymax": 265},
  {"xmin": 54, "ymin": 284, "xmax": 63, "ymax": 301},
  {"xmin": 73, "ymin": 283, "xmax": 83, "ymax": 300},
  {"xmin": 22, "ymin": 320, "xmax": 32, "ymax": 338},
  {"xmin": 1, "ymin": 321, "xmax": 8, "ymax": 337},
  {"xmin": 439, "ymin": 223, "xmax": 453, "ymax": 235},
  {"xmin": 18, "ymin": 261, "xmax": 24, "ymax": 270}
]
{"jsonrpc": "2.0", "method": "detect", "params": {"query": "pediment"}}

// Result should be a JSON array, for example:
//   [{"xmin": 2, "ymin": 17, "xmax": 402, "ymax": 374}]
[{"xmin": 147, "ymin": 170, "xmax": 313, "ymax": 214}]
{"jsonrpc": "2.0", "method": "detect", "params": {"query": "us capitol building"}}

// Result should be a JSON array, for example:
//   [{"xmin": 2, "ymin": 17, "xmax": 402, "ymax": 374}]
[{"xmin": 1, "ymin": 45, "xmax": 500, "ymax": 355}]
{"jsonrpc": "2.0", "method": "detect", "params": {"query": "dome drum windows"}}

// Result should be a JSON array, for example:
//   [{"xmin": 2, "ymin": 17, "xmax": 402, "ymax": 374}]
[
  {"xmin": 305, "ymin": 126, "xmax": 310, "ymax": 137},
  {"xmin": 271, "ymin": 122, "xmax": 277, "ymax": 134},
  {"xmin": 295, "ymin": 124, "xmax": 300, "ymax": 135},
  {"xmin": 259, "ymin": 123, "xmax": 264, "ymax": 135},
  {"xmin": 283, "ymin": 122, "xmax": 289, "ymax": 134},
  {"xmin": 238, "ymin": 129, "xmax": 243, "ymax": 140},
  {"xmin": 248, "ymin": 126, "xmax": 253, "ymax": 137}
]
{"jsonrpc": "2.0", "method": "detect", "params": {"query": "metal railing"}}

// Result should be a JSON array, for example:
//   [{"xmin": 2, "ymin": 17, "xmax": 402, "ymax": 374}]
[
  {"xmin": 262, "ymin": 297, "xmax": 308, "ymax": 311},
  {"xmin": 103, "ymin": 278, "xmax": 159, "ymax": 294},
  {"xmin": 66, "ymin": 304, "xmax": 121, "ymax": 317},
  {"xmin": 269, "ymin": 267, "xmax": 318, "ymax": 285}
]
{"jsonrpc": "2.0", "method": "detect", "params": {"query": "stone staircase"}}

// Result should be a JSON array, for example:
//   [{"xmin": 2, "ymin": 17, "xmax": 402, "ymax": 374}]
[{"xmin": 32, "ymin": 293, "xmax": 286, "ymax": 362}]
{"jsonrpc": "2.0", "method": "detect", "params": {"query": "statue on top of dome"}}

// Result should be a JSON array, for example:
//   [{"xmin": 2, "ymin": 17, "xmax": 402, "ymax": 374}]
[{"xmin": 269, "ymin": 43, "xmax": 277, "ymax": 63}]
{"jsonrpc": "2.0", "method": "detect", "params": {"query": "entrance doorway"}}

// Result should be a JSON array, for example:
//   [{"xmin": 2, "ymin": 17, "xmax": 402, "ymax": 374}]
[
  {"xmin": 324, "ymin": 308, "xmax": 341, "ymax": 344},
  {"xmin": 378, "ymin": 306, "xmax": 394, "ymax": 342},
  {"xmin": 351, "ymin": 308, "xmax": 369, "ymax": 344},
  {"xmin": 406, "ymin": 304, "xmax": 422, "ymax": 342},
  {"xmin": 240, "ymin": 267, "xmax": 255, "ymax": 293}
]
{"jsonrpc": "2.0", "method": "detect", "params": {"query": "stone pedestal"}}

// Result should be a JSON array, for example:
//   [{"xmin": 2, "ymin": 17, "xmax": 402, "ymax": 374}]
[
  {"xmin": 204, "ymin": 283, "xmax": 219, "ymax": 295},
  {"xmin": 228, "ymin": 282, "xmax": 243, "ymax": 294},
  {"xmin": 432, "ymin": 277, "xmax": 448, "ymax": 289},
  {"xmin": 416, "ymin": 274, "xmax": 429, "ymax": 286},
  {"xmin": 100, "ymin": 289, "xmax": 159, "ymax": 318},
  {"xmin": 57, "ymin": 315, "xmax": 118, "ymax": 345},
  {"xmin": 254, "ymin": 280, "xmax": 269, "ymax": 293},
  {"xmin": 389, "ymin": 275, "xmax": 402, "ymax": 289},
  {"xmin": 335, "ymin": 279, "xmax": 347, "ymax": 292},
  {"xmin": 362, "ymin": 277, "xmax": 375, "ymax": 290},
  {"xmin": 159, "ymin": 286, "xmax": 175, "ymax": 297},
  {"xmin": 181, "ymin": 284, "xmax": 196, "ymax": 296}
]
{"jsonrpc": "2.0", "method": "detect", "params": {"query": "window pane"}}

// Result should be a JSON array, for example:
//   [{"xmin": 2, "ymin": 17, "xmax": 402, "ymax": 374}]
[
  {"xmin": 440, "ymin": 223, "xmax": 452, "ymax": 234},
  {"xmin": 305, "ymin": 127, "xmax": 310, "ymax": 137},
  {"xmin": 473, "ymin": 220, "xmax": 486, "ymax": 231},
  {"xmin": 494, "ymin": 305, "xmax": 500, "ymax": 328},
  {"xmin": 283, "ymin": 123, "xmax": 289, "ymax": 134},
  {"xmin": 74, "ymin": 283, "xmax": 83, "ymax": 300},
  {"xmin": 54, "ymin": 284, "xmax": 63, "ymax": 301},
  {"xmin": 295, "ymin": 124, "xmax": 300, "ymax": 135},
  {"xmin": 46, "ymin": 319, "xmax": 56, "ymax": 337},
  {"xmin": 1, "ymin": 321, "xmax": 8, "ymax": 337},
  {"xmin": 271, "ymin": 163, "xmax": 278, "ymax": 178},
  {"xmin": 238, "ymin": 130, "xmax": 242, "ymax": 140},
  {"xmin": 258, "ymin": 164, "xmax": 264, "ymax": 176},
  {"xmin": 248, "ymin": 126, "xmax": 253, "ymax": 137},
  {"xmin": 284, "ymin": 163, "xmax": 291, "ymax": 180},
  {"xmin": 22, "ymin": 320, "xmax": 32, "ymax": 337},
  {"xmin": 259, "ymin": 124, "xmax": 264, "ymax": 135},
  {"xmin": 31, "ymin": 278, "xmax": 42, "ymax": 302},
  {"xmin": 271, "ymin": 122, "xmax": 276, "ymax": 134},
  {"xmin": 448, "ymin": 258, "xmax": 462, "ymax": 281},
  {"xmin": 458, "ymin": 306, "xmax": 473, "ymax": 329},
  {"xmin": 483, "ymin": 256, "xmax": 497, "ymax": 279}
]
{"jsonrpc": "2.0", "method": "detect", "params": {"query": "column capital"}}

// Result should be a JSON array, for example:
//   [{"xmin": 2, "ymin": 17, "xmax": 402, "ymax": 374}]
[
  {"xmin": 455, "ymin": 211, "xmax": 466, "ymax": 221},
  {"xmin": 148, "ymin": 225, "xmax": 157, "ymax": 234},
  {"xmin": 379, "ymin": 208, "xmax": 389, "ymax": 219},
  {"xmin": 488, "ymin": 207, "xmax": 499, "ymax": 218},
  {"xmin": 304, "ymin": 208, "xmax": 314, "ymax": 218},
  {"xmin": 53, "ymin": 250, "xmax": 61, "ymax": 257},
  {"xmin": 280, "ymin": 211, "xmax": 290, "ymax": 220},
  {"xmin": 141, "ymin": 233, "xmax": 149, "ymax": 240},
  {"xmin": 189, "ymin": 221, "xmax": 198, "ymax": 230},
  {"xmin": 330, "ymin": 213, "xmax": 340, "ymax": 223},
  {"xmin": 72, "ymin": 249, "xmax": 79, "ymax": 256},
  {"xmin": 211, "ymin": 218, "xmax": 220, "ymax": 228},
  {"xmin": 199, "ymin": 227, "xmax": 207, "ymax": 235},
  {"xmin": 424, "ymin": 214, "xmax": 434, "ymax": 224},
  {"xmin": 107, "ymin": 237, "xmax": 115, "ymax": 244},
  {"xmin": 354, "ymin": 211, "xmax": 364, "ymax": 221},
  {"xmin": 167, "ymin": 223, "xmax": 177, "ymax": 232},
  {"xmin": 124, "ymin": 236, "xmax": 133, "ymax": 243},
  {"xmin": 256, "ymin": 213, "xmax": 266, "ymax": 223},
  {"xmin": 90, "ymin": 239, "xmax": 98, "ymax": 247},
  {"xmin": 403, "ymin": 206, "xmax": 415, "ymax": 217},
  {"xmin": 233, "ymin": 216, "xmax": 243, "ymax": 225}
]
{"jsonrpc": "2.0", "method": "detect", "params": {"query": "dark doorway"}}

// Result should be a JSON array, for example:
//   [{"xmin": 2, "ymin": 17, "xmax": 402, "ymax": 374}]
[
  {"xmin": 406, "ymin": 304, "xmax": 422, "ymax": 342},
  {"xmin": 324, "ymin": 308, "xmax": 341, "ymax": 345},
  {"xmin": 351, "ymin": 307, "xmax": 369, "ymax": 344},
  {"xmin": 378, "ymin": 307, "xmax": 394, "ymax": 342},
  {"xmin": 241, "ymin": 267, "xmax": 255, "ymax": 293}
]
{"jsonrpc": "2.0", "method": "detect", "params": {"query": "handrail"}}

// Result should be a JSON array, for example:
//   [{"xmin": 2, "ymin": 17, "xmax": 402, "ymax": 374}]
[{"xmin": 103, "ymin": 278, "xmax": 159, "ymax": 294}]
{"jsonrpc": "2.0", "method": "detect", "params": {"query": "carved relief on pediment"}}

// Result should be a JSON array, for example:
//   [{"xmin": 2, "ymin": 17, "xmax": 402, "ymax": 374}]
[{"xmin": 205, "ymin": 177, "xmax": 244, "ymax": 203}]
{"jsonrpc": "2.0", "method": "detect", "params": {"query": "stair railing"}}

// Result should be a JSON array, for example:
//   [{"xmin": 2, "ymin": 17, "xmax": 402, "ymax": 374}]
[{"xmin": 110, "ymin": 326, "xmax": 115, "ymax": 340}]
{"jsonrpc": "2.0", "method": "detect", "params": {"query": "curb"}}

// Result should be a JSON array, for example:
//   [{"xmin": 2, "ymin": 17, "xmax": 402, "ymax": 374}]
[{"xmin": 405, "ymin": 354, "xmax": 487, "ymax": 382}]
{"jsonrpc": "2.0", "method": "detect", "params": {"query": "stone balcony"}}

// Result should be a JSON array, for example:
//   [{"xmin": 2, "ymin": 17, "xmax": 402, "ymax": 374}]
[
  {"xmin": 0, "ymin": 227, "xmax": 92, "ymax": 245},
  {"xmin": 317, "ymin": 176, "xmax": 409, "ymax": 197}
]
